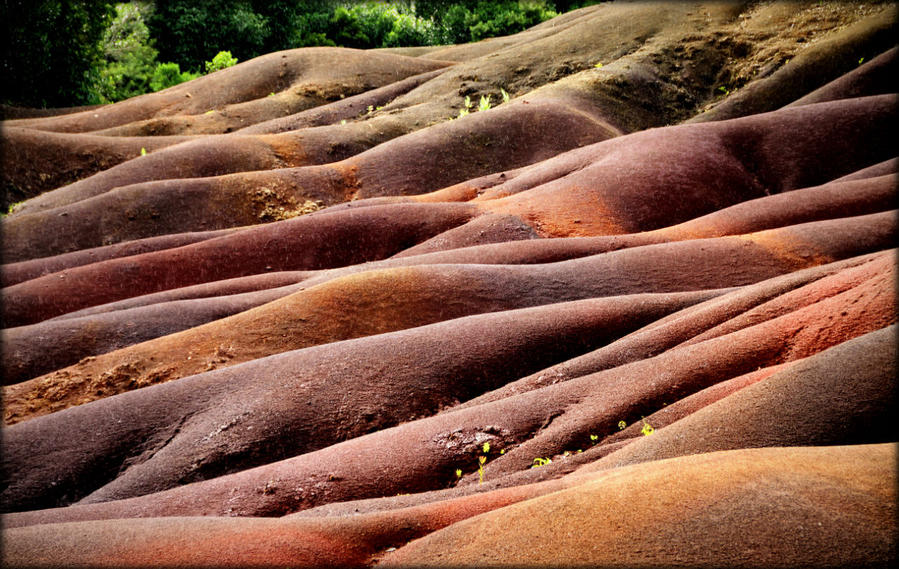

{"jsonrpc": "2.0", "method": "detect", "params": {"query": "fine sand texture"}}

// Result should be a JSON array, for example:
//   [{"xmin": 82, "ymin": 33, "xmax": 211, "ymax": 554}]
[{"xmin": 2, "ymin": 2, "xmax": 896, "ymax": 567}]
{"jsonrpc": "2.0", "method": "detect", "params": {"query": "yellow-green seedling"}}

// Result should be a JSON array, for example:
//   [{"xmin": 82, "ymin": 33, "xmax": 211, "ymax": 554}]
[
  {"xmin": 501, "ymin": 88, "xmax": 510, "ymax": 103},
  {"xmin": 477, "ymin": 455, "xmax": 487, "ymax": 484},
  {"xmin": 478, "ymin": 94, "xmax": 491, "ymax": 112},
  {"xmin": 140, "ymin": 147, "xmax": 147, "ymax": 156},
  {"xmin": 594, "ymin": 62, "xmax": 603, "ymax": 68},
  {"xmin": 455, "ymin": 468, "xmax": 462, "ymax": 478},
  {"xmin": 641, "ymin": 419, "xmax": 654, "ymax": 436},
  {"xmin": 532, "ymin": 457, "xmax": 552, "ymax": 468},
  {"xmin": 475, "ymin": 441, "xmax": 491, "ymax": 483},
  {"xmin": 618, "ymin": 420, "xmax": 626, "ymax": 430}
]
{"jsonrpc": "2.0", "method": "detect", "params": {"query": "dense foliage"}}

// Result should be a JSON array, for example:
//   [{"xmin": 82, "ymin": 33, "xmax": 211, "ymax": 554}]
[
  {"xmin": 3, "ymin": 0, "xmax": 601, "ymax": 108},
  {"xmin": 1, "ymin": 0, "xmax": 116, "ymax": 107}
]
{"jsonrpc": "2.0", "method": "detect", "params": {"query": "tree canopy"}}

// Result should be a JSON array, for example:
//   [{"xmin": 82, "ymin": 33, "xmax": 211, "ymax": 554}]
[{"xmin": 2, "ymin": 0, "xmax": 596, "ymax": 108}]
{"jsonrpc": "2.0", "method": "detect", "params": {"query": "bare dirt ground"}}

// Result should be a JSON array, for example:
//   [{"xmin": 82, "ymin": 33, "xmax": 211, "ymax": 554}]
[{"xmin": 1, "ymin": 1, "xmax": 896, "ymax": 567}]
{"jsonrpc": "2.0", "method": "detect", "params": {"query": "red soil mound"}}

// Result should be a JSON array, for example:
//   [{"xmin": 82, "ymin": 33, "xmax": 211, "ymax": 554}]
[
  {"xmin": 1, "ymin": 2, "xmax": 896, "ymax": 566},
  {"xmin": 4, "ymin": 444, "xmax": 892, "ymax": 568},
  {"xmin": 382, "ymin": 443, "xmax": 896, "ymax": 568}
]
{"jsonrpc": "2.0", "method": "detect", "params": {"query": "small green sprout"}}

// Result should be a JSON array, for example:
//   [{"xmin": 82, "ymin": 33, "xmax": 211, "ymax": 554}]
[
  {"xmin": 590, "ymin": 433, "xmax": 599, "ymax": 444},
  {"xmin": 478, "ymin": 94, "xmax": 491, "ymax": 112},
  {"xmin": 532, "ymin": 457, "xmax": 552, "ymax": 468},
  {"xmin": 617, "ymin": 420, "xmax": 626, "ymax": 430},
  {"xmin": 482, "ymin": 442, "xmax": 490, "ymax": 454},
  {"xmin": 140, "ymin": 147, "xmax": 147, "ymax": 156},
  {"xmin": 455, "ymin": 468, "xmax": 462, "ymax": 478},
  {"xmin": 268, "ymin": 92, "xmax": 275, "ymax": 96},
  {"xmin": 340, "ymin": 119, "xmax": 347, "ymax": 125},
  {"xmin": 464, "ymin": 95, "xmax": 472, "ymax": 109},
  {"xmin": 858, "ymin": 57, "xmax": 865, "ymax": 65},
  {"xmin": 641, "ymin": 419, "xmax": 655, "ymax": 436},
  {"xmin": 204, "ymin": 109, "xmax": 215, "ymax": 114},
  {"xmin": 501, "ymin": 88, "xmax": 510, "ymax": 103},
  {"xmin": 367, "ymin": 104, "xmax": 374, "ymax": 113},
  {"xmin": 499, "ymin": 449, "xmax": 505, "ymax": 455},
  {"xmin": 458, "ymin": 108, "xmax": 469, "ymax": 118},
  {"xmin": 718, "ymin": 85, "xmax": 730, "ymax": 96},
  {"xmin": 594, "ymin": 62, "xmax": 603, "ymax": 68},
  {"xmin": 2, "ymin": 201, "xmax": 24, "ymax": 217}
]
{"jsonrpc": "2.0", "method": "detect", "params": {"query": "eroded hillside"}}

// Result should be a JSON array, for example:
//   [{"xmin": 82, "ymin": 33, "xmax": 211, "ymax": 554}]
[{"xmin": 1, "ymin": 1, "xmax": 896, "ymax": 567}]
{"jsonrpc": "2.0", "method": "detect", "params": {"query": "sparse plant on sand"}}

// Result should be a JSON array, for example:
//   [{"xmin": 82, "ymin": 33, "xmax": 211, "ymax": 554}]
[
  {"xmin": 2, "ymin": 201, "xmax": 24, "ymax": 217},
  {"xmin": 477, "ymin": 441, "xmax": 490, "ymax": 483}
]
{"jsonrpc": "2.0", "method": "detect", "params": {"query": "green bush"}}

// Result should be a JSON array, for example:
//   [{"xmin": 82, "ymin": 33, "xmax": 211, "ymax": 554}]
[
  {"xmin": 288, "ymin": 9, "xmax": 337, "ymax": 47},
  {"xmin": 384, "ymin": 12, "xmax": 438, "ymax": 47},
  {"xmin": 205, "ymin": 50, "xmax": 238, "ymax": 73},
  {"xmin": 149, "ymin": 62, "xmax": 199, "ymax": 91},
  {"xmin": 328, "ymin": 3, "xmax": 436, "ymax": 49},
  {"xmin": 440, "ymin": 4, "xmax": 474, "ymax": 44}
]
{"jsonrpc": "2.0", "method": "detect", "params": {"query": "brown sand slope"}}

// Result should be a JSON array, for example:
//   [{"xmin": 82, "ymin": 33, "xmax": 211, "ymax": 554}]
[
  {"xmin": 2, "ymin": 258, "xmax": 892, "ymax": 518},
  {"xmin": 5, "ymin": 170, "xmax": 891, "ymax": 384},
  {"xmin": 1, "ymin": 2, "xmax": 896, "ymax": 567},
  {"xmin": 381, "ymin": 443, "xmax": 896, "ymax": 568},
  {"xmin": 2, "ymin": 444, "xmax": 893, "ymax": 568},
  {"xmin": 4, "ymin": 213, "xmax": 893, "ymax": 420}
]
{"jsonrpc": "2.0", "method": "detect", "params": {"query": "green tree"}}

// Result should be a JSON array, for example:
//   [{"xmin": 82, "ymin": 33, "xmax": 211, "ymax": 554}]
[
  {"xmin": 327, "ymin": 3, "xmax": 436, "ymax": 49},
  {"xmin": 148, "ymin": 0, "xmax": 268, "ymax": 72},
  {"xmin": 416, "ymin": 0, "xmax": 557, "ymax": 45},
  {"xmin": 1, "ymin": 0, "xmax": 116, "ymax": 107},
  {"xmin": 257, "ymin": 1, "xmax": 337, "ymax": 50},
  {"xmin": 95, "ymin": 1, "xmax": 159, "ymax": 103}
]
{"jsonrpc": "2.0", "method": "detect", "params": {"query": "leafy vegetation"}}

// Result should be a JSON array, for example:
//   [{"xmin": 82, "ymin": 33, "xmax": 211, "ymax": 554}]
[
  {"xmin": 148, "ymin": 62, "xmax": 200, "ymax": 92},
  {"xmin": 3, "ymin": 1, "xmax": 606, "ymax": 108},
  {"xmin": 205, "ymin": 51, "xmax": 238, "ymax": 73},
  {"xmin": 1, "ymin": 1, "xmax": 116, "ymax": 107},
  {"xmin": 94, "ymin": 2, "xmax": 158, "ymax": 103}
]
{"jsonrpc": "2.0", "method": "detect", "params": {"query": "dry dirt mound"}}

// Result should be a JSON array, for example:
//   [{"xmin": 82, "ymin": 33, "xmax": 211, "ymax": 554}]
[{"xmin": 1, "ymin": 2, "xmax": 896, "ymax": 567}]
